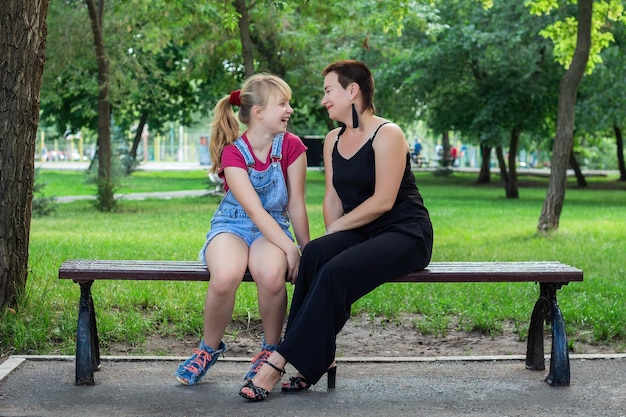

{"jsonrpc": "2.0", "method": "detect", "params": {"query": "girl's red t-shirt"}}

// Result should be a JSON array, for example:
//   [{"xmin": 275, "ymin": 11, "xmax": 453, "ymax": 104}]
[{"xmin": 219, "ymin": 132, "xmax": 307, "ymax": 192}]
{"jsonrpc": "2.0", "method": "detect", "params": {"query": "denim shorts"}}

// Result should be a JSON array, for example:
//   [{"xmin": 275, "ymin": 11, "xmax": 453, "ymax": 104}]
[{"xmin": 198, "ymin": 207, "xmax": 294, "ymax": 264}]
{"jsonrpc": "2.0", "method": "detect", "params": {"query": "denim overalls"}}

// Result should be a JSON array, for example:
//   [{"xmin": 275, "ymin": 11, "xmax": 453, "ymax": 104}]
[{"xmin": 199, "ymin": 133, "xmax": 293, "ymax": 263}]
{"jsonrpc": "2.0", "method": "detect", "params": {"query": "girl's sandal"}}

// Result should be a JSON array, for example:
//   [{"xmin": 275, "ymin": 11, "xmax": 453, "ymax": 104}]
[{"xmin": 239, "ymin": 361, "xmax": 285, "ymax": 402}]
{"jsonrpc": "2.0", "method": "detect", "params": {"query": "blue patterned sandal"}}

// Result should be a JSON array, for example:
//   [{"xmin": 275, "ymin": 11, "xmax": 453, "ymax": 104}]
[{"xmin": 175, "ymin": 340, "xmax": 226, "ymax": 385}]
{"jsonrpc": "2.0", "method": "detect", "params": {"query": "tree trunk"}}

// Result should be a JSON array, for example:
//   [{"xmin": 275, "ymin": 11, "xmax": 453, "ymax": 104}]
[
  {"xmin": 126, "ymin": 110, "xmax": 149, "ymax": 174},
  {"xmin": 506, "ymin": 129, "xmax": 520, "ymax": 199},
  {"xmin": 615, "ymin": 125, "xmax": 626, "ymax": 181},
  {"xmin": 234, "ymin": 0, "xmax": 254, "ymax": 78},
  {"xmin": 86, "ymin": 0, "xmax": 115, "ymax": 211},
  {"xmin": 569, "ymin": 149, "xmax": 587, "ymax": 187},
  {"xmin": 0, "ymin": 0, "xmax": 50, "ymax": 308},
  {"xmin": 495, "ymin": 146, "xmax": 509, "ymax": 187},
  {"xmin": 537, "ymin": 0, "xmax": 592, "ymax": 233},
  {"xmin": 477, "ymin": 145, "xmax": 491, "ymax": 184}
]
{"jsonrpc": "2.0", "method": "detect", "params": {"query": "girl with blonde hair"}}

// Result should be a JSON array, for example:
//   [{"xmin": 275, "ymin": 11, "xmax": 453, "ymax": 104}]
[{"xmin": 176, "ymin": 73, "xmax": 310, "ymax": 385}]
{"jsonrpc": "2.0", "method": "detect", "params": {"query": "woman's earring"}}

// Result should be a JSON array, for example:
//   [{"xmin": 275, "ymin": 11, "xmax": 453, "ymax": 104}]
[{"xmin": 351, "ymin": 103, "xmax": 359, "ymax": 128}]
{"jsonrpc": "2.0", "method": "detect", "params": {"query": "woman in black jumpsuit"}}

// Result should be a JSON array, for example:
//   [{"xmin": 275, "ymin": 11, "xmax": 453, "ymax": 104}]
[{"xmin": 240, "ymin": 60, "xmax": 434, "ymax": 401}]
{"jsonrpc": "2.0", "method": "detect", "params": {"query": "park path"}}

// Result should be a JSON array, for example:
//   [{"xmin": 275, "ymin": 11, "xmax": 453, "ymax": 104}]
[{"xmin": 1, "ymin": 355, "xmax": 625, "ymax": 417}]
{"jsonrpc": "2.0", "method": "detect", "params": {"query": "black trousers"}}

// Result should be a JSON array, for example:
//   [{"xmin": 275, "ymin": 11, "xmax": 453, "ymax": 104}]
[{"xmin": 276, "ymin": 228, "xmax": 433, "ymax": 384}]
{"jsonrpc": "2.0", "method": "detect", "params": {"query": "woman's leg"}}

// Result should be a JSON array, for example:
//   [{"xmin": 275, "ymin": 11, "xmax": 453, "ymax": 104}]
[
  {"xmin": 239, "ymin": 350, "xmax": 288, "ymax": 400},
  {"xmin": 285, "ymin": 231, "xmax": 364, "ymax": 334},
  {"xmin": 279, "ymin": 231, "xmax": 430, "ymax": 384}
]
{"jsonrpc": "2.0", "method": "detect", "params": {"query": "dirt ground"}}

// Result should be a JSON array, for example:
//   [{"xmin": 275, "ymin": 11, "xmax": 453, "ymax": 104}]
[{"xmin": 105, "ymin": 313, "xmax": 619, "ymax": 359}]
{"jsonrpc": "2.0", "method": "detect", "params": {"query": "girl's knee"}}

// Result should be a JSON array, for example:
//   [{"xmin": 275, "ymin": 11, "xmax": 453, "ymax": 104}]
[
  {"xmin": 256, "ymin": 275, "xmax": 287, "ymax": 296},
  {"xmin": 249, "ymin": 261, "xmax": 287, "ymax": 290},
  {"xmin": 207, "ymin": 274, "xmax": 243, "ymax": 298}
]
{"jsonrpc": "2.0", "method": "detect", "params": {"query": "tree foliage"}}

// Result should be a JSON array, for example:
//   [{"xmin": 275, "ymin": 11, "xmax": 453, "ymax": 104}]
[
  {"xmin": 527, "ymin": 0, "xmax": 626, "ymax": 72},
  {"xmin": 37, "ymin": 0, "xmax": 626, "ymax": 220}
]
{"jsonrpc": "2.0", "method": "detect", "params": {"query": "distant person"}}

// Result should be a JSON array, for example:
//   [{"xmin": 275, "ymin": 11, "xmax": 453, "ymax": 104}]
[
  {"xmin": 411, "ymin": 139, "xmax": 423, "ymax": 166},
  {"xmin": 175, "ymin": 73, "xmax": 310, "ymax": 386},
  {"xmin": 239, "ymin": 60, "xmax": 433, "ymax": 402},
  {"xmin": 435, "ymin": 144, "xmax": 443, "ymax": 160},
  {"xmin": 413, "ymin": 140, "xmax": 422, "ymax": 157},
  {"xmin": 450, "ymin": 146, "xmax": 459, "ymax": 167}
]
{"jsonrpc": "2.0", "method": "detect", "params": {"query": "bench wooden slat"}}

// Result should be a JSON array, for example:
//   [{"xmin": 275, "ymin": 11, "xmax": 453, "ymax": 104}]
[{"xmin": 59, "ymin": 259, "xmax": 582, "ymax": 284}]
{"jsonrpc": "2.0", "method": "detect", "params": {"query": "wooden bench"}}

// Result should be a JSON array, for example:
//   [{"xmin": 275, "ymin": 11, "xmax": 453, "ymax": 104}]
[{"xmin": 58, "ymin": 259, "xmax": 582, "ymax": 387}]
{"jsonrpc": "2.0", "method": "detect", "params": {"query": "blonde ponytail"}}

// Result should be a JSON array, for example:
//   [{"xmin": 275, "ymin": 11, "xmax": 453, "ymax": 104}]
[{"xmin": 209, "ymin": 96, "xmax": 240, "ymax": 173}]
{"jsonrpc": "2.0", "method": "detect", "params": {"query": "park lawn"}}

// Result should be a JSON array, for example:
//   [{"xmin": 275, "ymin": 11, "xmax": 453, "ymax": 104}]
[{"xmin": 2, "ymin": 169, "xmax": 625, "ymax": 356}]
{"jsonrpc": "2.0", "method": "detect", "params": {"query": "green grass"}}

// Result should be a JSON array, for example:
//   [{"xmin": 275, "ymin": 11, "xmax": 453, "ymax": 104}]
[{"xmin": 2, "ymin": 169, "xmax": 625, "ymax": 356}]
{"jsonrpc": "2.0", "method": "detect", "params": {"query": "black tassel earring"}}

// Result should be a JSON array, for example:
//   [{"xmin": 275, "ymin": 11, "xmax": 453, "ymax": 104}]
[{"xmin": 351, "ymin": 103, "xmax": 359, "ymax": 128}]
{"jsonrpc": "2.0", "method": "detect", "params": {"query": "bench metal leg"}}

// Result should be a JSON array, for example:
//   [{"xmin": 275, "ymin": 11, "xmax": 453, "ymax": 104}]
[
  {"xmin": 525, "ymin": 283, "xmax": 570, "ymax": 386},
  {"xmin": 546, "ymin": 295, "xmax": 570, "ymax": 386},
  {"xmin": 526, "ymin": 294, "xmax": 547, "ymax": 371},
  {"xmin": 75, "ymin": 281, "xmax": 100, "ymax": 386}
]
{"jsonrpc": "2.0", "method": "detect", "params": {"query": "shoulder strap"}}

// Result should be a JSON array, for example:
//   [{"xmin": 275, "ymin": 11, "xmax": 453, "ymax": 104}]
[
  {"xmin": 270, "ymin": 133, "xmax": 284, "ymax": 161},
  {"xmin": 369, "ymin": 122, "xmax": 391, "ymax": 141},
  {"xmin": 336, "ymin": 122, "xmax": 390, "ymax": 143},
  {"xmin": 335, "ymin": 124, "xmax": 347, "ymax": 142},
  {"xmin": 233, "ymin": 137, "xmax": 255, "ymax": 167}
]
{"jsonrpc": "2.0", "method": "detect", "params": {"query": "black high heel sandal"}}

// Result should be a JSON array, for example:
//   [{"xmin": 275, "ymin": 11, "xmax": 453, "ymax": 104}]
[
  {"xmin": 239, "ymin": 361, "xmax": 285, "ymax": 402},
  {"xmin": 281, "ymin": 364, "xmax": 337, "ymax": 392}
]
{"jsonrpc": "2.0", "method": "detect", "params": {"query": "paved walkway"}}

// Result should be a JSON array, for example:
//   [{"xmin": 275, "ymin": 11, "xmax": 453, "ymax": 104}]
[
  {"xmin": 35, "ymin": 160, "xmax": 619, "ymax": 177},
  {"xmin": 35, "ymin": 161, "xmax": 208, "ymax": 171},
  {"xmin": 36, "ymin": 161, "xmax": 216, "ymax": 203},
  {"xmin": 1, "ymin": 354, "xmax": 625, "ymax": 416},
  {"xmin": 54, "ymin": 189, "xmax": 211, "ymax": 203}
]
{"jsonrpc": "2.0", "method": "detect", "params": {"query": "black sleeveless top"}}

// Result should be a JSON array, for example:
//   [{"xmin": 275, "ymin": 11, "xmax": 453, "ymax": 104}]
[{"xmin": 332, "ymin": 123, "xmax": 432, "ymax": 238}]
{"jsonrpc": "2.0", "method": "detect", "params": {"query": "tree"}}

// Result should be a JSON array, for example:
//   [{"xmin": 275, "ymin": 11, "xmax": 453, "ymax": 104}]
[
  {"xmin": 233, "ymin": 0, "xmax": 255, "ymax": 77},
  {"xmin": 85, "ymin": 0, "xmax": 116, "ymax": 211},
  {"xmin": 40, "ymin": 1, "xmax": 360, "ymax": 174},
  {"xmin": 42, "ymin": 2, "xmax": 209, "ymax": 180},
  {"xmin": 576, "ymin": 22, "xmax": 626, "ymax": 180},
  {"xmin": 531, "ymin": 0, "xmax": 625, "ymax": 231},
  {"xmin": 537, "ymin": 0, "xmax": 592, "ymax": 232},
  {"xmin": 0, "ymin": 0, "xmax": 50, "ymax": 308},
  {"xmin": 39, "ymin": 2, "xmax": 98, "ymax": 134},
  {"xmin": 381, "ymin": 1, "xmax": 560, "ymax": 194}
]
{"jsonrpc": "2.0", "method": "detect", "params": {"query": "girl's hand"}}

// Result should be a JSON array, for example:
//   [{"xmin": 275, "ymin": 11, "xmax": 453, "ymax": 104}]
[{"xmin": 286, "ymin": 246, "xmax": 301, "ymax": 284}]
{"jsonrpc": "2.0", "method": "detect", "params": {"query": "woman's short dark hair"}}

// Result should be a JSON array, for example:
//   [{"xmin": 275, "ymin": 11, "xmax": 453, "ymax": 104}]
[{"xmin": 322, "ymin": 60, "xmax": 375, "ymax": 114}]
